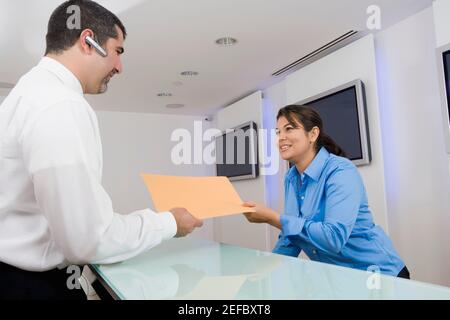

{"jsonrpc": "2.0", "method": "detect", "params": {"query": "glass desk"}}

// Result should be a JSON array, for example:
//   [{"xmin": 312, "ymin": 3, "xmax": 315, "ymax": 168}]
[{"xmin": 90, "ymin": 237, "xmax": 450, "ymax": 300}]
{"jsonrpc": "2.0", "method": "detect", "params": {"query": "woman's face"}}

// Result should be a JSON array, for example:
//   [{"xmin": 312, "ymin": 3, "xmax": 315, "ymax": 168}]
[{"xmin": 276, "ymin": 115, "xmax": 316, "ymax": 162}]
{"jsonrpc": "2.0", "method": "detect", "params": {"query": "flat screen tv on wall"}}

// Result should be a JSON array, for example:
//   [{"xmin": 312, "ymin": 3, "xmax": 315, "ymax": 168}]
[
  {"xmin": 438, "ymin": 47, "xmax": 450, "ymax": 153},
  {"xmin": 295, "ymin": 79, "xmax": 371, "ymax": 166},
  {"xmin": 215, "ymin": 121, "xmax": 259, "ymax": 181},
  {"xmin": 442, "ymin": 50, "xmax": 450, "ymax": 125}
]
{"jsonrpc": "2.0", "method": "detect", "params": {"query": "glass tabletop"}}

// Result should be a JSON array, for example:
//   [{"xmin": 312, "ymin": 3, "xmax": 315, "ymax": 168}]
[{"xmin": 90, "ymin": 237, "xmax": 450, "ymax": 300}]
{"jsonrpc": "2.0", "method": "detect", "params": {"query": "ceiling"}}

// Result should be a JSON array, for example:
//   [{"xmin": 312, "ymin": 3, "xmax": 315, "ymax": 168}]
[{"xmin": 0, "ymin": 0, "xmax": 432, "ymax": 115}]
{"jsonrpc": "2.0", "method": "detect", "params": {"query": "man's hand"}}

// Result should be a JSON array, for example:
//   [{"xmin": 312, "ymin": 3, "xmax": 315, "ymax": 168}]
[
  {"xmin": 242, "ymin": 201, "xmax": 281, "ymax": 229},
  {"xmin": 169, "ymin": 208, "xmax": 203, "ymax": 237}
]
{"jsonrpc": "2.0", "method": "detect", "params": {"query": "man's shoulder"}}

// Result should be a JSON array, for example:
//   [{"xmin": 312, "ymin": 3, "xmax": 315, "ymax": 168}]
[
  {"xmin": 15, "ymin": 65, "xmax": 86, "ymax": 111},
  {"xmin": 5, "ymin": 67, "xmax": 94, "ymax": 139}
]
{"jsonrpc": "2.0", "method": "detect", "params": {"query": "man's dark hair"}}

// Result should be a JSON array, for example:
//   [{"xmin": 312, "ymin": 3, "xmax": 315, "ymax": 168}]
[{"xmin": 45, "ymin": 0, "xmax": 126, "ymax": 55}]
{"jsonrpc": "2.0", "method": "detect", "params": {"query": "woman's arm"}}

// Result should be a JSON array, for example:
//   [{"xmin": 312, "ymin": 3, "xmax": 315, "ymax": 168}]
[
  {"xmin": 242, "ymin": 202, "xmax": 301, "ymax": 257},
  {"xmin": 272, "ymin": 235, "xmax": 302, "ymax": 257},
  {"xmin": 242, "ymin": 202, "xmax": 281, "ymax": 229}
]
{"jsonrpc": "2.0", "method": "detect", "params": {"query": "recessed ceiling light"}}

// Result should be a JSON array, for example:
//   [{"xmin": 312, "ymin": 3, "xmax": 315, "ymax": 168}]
[
  {"xmin": 180, "ymin": 71, "xmax": 199, "ymax": 76},
  {"xmin": 166, "ymin": 103, "xmax": 185, "ymax": 109},
  {"xmin": 215, "ymin": 37, "xmax": 238, "ymax": 46},
  {"xmin": 157, "ymin": 92, "xmax": 172, "ymax": 97}
]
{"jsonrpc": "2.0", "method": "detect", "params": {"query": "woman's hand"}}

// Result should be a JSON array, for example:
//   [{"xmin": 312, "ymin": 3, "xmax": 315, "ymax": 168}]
[{"xmin": 242, "ymin": 201, "xmax": 281, "ymax": 229}]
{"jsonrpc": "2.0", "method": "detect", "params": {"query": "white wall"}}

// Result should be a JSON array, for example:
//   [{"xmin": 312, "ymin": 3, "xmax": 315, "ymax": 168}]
[
  {"xmin": 433, "ymin": 0, "xmax": 450, "ymax": 48},
  {"xmin": 375, "ymin": 7, "xmax": 450, "ymax": 286},
  {"xmin": 285, "ymin": 35, "xmax": 390, "ymax": 232},
  {"xmin": 213, "ymin": 91, "xmax": 271, "ymax": 251},
  {"xmin": 96, "ymin": 111, "xmax": 215, "ymax": 240}
]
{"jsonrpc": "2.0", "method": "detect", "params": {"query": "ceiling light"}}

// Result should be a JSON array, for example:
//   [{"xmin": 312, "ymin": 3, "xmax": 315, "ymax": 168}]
[
  {"xmin": 166, "ymin": 103, "xmax": 185, "ymax": 109},
  {"xmin": 157, "ymin": 92, "xmax": 172, "ymax": 97},
  {"xmin": 180, "ymin": 71, "xmax": 199, "ymax": 76},
  {"xmin": 215, "ymin": 37, "xmax": 238, "ymax": 46}
]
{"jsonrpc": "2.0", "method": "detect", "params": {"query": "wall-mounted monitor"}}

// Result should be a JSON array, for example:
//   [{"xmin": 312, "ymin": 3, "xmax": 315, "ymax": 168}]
[
  {"xmin": 443, "ymin": 50, "xmax": 450, "ymax": 123},
  {"xmin": 295, "ymin": 79, "xmax": 371, "ymax": 166},
  {"xmin": 215, "ymin": 121, "xmax": 259, "ymax": 181},
  {"xmin": 437, "ymin": 44, "xmax": 450, "ymax": 154}
]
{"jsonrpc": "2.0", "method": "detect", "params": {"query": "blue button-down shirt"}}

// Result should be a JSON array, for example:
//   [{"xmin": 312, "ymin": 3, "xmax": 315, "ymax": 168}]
[{"xmin": 273, "ymin": 147, "xmax": 405, "ymax": 276}]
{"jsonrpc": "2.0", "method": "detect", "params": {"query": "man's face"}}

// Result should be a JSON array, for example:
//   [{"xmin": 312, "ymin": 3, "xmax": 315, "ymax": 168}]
[{"xmin": 89, "ymin": 26, "xmax": 124, "ymax": 94}]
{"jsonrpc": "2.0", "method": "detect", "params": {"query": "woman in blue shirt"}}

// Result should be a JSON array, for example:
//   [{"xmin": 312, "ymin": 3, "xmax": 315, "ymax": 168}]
[{"xmin": 243, "ymin": 105, "xmax": 409, "ymax": 278}]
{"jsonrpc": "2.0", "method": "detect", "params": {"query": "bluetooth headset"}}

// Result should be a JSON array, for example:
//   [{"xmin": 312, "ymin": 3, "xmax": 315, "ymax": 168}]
[{"xmin": 85, "ymin": 35, "xmax": 107, "ymax": 57}]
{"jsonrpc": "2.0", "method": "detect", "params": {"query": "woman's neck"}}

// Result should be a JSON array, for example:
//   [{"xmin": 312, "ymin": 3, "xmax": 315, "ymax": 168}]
[{"xmin": 294, "ymin": 148, "xmax": 318, "ymax": 173}]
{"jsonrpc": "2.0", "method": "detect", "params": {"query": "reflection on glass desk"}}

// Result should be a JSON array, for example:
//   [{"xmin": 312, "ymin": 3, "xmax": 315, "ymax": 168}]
[{"xmin": 90, "ymin": 237, "xmax": 450, "ymax": 300}]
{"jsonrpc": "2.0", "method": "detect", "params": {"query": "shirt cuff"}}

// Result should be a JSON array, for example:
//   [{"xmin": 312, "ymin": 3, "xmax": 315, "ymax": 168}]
[
  {"xmin": 157, "ymin": 211, "xmax": 177, "ymax": 240},
  {"xmin": 272, "ymin": 240, "xmax": 300, "ymax": 257},
  {"xmin": 280, "ymin": 214, "xmax": 306, "ymax": 237}
]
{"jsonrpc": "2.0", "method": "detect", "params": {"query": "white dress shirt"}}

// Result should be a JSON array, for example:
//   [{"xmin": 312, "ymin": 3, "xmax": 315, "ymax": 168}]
[{"xmin": 0, "ymin": 57, "xmax": 177, "ymax": 271}]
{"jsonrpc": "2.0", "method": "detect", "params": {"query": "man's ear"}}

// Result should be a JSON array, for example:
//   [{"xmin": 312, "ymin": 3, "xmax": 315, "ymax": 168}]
[{"xmin": 79, "ymin": 29, "xmax": 94, "ymax": 54}]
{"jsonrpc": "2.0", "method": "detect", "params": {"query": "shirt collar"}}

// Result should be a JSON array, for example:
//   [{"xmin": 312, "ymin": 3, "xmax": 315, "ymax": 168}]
[
  {"xmin": 286, "ymin": 147, "xmax": 330, "ymax": 183},
  {"xmin": 37, "ymin": 56, "xmax": 83, "ymax": 95},
  {"xmin": 286, "ymin": 164, "xmax": 299, "ymax": 182},
  {"xmin": 304, "ymin": 147, "xmax": 329, "ymax": 182}
]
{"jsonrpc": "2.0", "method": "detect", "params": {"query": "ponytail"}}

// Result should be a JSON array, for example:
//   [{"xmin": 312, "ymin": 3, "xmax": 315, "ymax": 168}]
[{"xmin": 317, "ymin": 133, "xmax": 347, "ymax": 157}]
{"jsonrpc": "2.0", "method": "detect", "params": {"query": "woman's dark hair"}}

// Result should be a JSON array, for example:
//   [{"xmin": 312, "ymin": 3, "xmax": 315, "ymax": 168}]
[
  {"xmin": 45, "ymin": 0, "xmax": 126, "ymax": 55},
  {"xmin": 277, "ymin": 105, "xmax": 347, "ymax": 157}
]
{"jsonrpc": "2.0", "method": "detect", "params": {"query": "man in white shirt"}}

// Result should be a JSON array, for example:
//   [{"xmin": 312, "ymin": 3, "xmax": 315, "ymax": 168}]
[{"xmin": 0, "ymin": 0, "xmax": 202, "ymax": 299}]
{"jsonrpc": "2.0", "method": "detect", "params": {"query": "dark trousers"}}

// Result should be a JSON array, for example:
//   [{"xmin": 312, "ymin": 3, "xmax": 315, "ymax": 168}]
[
  {"xmin": 397, "ymin": 266, "xmax": 410, "ymax": 279},
  {"xmin": 0, "ymin": 261, "xmax": 86, "ymax": 300}
]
